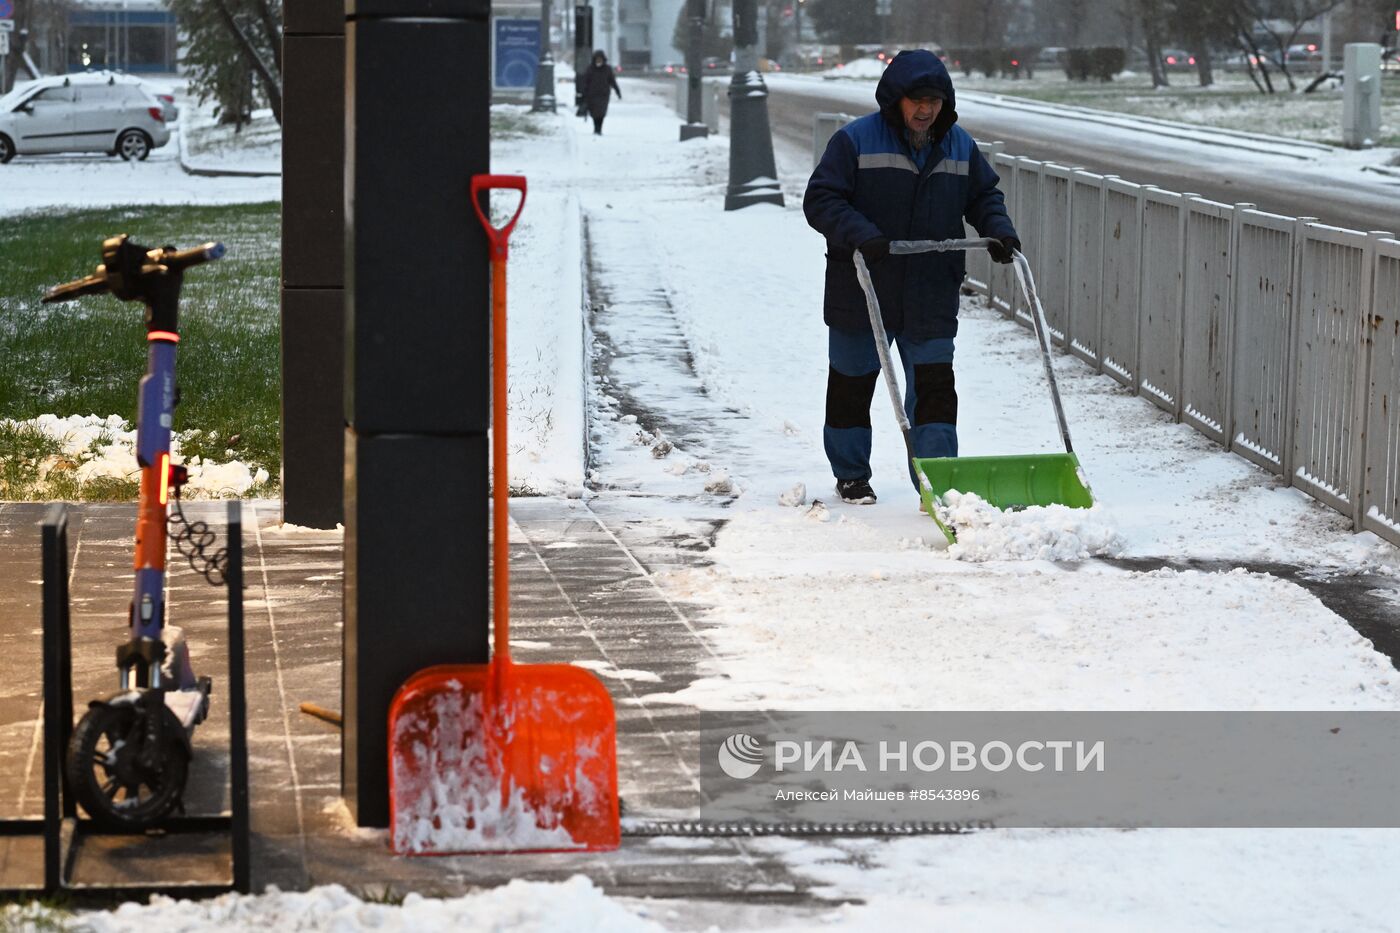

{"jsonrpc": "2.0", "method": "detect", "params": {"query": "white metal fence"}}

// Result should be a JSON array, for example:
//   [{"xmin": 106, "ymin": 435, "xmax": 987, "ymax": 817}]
[{"xmin": 961, "ymin": 143, "xmax": 1399, "ymax": 545}]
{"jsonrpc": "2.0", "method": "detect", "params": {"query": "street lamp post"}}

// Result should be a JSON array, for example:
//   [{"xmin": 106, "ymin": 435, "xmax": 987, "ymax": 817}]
[
  {"xmin": 679, "ymin": 0, "xmax": 707, "ymax": 140},
  {"xmin": 794, "ymin": 0, "xmax": 803, "ymax": 67},
  {"xmin": 724, "ymin": 0, "xmax": 783, "ymax": 210},
  {"xmin": 533, "ymin": 0, "xmax": 556, "ymax": 112}
]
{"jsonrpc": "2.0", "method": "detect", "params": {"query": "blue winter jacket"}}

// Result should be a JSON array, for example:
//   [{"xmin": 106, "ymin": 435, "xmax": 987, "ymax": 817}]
[{"xmin": 803, "ymin": 50, "xmax": 1017, "ymax": 340}]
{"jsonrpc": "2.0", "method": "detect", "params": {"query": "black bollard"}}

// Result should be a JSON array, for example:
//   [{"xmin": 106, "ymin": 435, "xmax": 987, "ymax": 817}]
[
  {"xmin": 342, "ymin": 0, "xmax": 492, "ymax": 828},
  {"xmin": 724, "ymin": 0, "xmax": 783, "ymax": 210},
  {"xmin": 532, "ymin": 0, "xmax": 557, "ymax": 113}
]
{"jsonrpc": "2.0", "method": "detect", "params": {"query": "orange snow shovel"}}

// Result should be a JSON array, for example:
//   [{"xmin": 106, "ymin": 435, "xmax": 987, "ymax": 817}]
[{"xmin": 387, "ymin": 175, "xmax": 619, "ymax": 855}]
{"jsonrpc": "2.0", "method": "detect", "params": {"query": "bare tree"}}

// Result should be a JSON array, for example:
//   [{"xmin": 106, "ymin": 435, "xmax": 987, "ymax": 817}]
[
  {"xmin": 1235, "ymin": 0, "xmax": 1345, "ymax": 91},
  {"xmin": 3, "ymin": 0, "xmax": 72, "ymax": 93},
  {"xmin": 1137, "ymin": 0, "xmax": 1171, "ymax": 87},
  {"xmin": 213, "ymin": 0, "xmax": 282, "ymax": 122},
  {"xmin": 1167, "ymin": 0, "xmax": 1235, "ymax": 86}
]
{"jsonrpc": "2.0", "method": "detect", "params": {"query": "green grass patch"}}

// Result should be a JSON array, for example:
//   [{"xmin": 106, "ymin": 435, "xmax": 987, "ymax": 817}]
[{"xmin": 0, "ymin": 203, "xmax": 281, "ymax": 500}]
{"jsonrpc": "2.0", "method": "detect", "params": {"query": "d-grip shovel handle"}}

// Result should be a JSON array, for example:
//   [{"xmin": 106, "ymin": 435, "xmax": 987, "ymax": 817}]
[{"xmin": 471, "ymin": 175, "xmax": 528, "ymax": 260}]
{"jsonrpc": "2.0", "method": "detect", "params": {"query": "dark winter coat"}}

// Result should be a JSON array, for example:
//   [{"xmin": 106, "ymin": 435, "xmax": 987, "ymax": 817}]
[
  {"xmin": 580, "ymin": 63, "xmax": 620, "ymax": 120},
  {"xmin": 803, "ymin": 50, "xmax": 1017, "ymax": 340}
]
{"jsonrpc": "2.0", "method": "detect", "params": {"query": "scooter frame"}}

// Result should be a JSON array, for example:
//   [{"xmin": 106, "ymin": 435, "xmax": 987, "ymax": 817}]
[{"xmin": 43, "ymin": 234, "xmax": 226, "ymax": 828}]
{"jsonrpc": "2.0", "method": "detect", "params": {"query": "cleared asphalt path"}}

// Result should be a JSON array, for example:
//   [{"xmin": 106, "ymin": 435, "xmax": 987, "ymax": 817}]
[{"xmin": 681, "ymin": 76, "xmax": 1400, "ymax": 233}]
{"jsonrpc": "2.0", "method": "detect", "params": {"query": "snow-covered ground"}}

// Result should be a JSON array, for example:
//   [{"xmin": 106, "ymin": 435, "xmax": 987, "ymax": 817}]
[
  {"xmin": 0, "ymin": 77, "xmax": 279, "ymax": 218},
  {"xmin": 815, "ymin": 55, "xmax": 1400, "ymax": 151},
  {"xmin": 493, "ymin": 81, "xmax": 1400, "ymax": 929},
  {"xmin": 767, "ymin": 70, "xmax": 1400, "ymax": 178},
  {"xmin": 6, "ymin": 77, "xmax": 1399, "ymax": 929}
]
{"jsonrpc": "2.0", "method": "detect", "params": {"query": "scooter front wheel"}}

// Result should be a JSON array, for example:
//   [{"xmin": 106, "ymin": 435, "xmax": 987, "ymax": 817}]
[{"xmin": 65, "ymin": 701, "xmax": 189, "ymax": 830}]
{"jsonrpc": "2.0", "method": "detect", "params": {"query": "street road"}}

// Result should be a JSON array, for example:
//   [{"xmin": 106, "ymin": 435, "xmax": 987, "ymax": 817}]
[{"xmin": 691, "ymin": 76, "xmax": 1400, "ymax": 233}]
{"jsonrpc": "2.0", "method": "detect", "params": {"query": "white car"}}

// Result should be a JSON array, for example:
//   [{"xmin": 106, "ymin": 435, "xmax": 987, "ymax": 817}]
[{"xmin": 0, "ymin": 72, "xmax": 173, "ymax": 164}]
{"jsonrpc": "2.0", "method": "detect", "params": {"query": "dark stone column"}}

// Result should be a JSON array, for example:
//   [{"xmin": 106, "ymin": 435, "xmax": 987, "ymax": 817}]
[
  {"xmin": 281, "ymin": 0, "xmax": 345, "ymax": 529},
  {"xmin": 342, "ymin": 0, "xmax": 492, "ymax": 828}
]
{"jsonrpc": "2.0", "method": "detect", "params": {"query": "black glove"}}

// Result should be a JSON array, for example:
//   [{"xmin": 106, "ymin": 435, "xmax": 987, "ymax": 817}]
[
  {"xmin": 858, "ymin": 236, "xmax": 891, "ymax": 265},
  {"xmin": 987, "ymin": 236, "xmax": 1020, "ymax": 264}
]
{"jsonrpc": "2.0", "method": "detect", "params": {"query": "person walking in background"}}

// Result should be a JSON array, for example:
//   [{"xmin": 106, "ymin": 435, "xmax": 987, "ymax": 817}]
[
  {"xmin": 579, "ymin": 50, "xmax": 622, "ymax": 136},
  {"xmin": 803, "ymin": 49, "xmax": 1019, "ymax": 505}
]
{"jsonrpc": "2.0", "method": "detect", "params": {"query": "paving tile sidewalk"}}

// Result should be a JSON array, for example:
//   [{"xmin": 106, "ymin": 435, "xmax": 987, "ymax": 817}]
[{"xmin": 0, "ymin": 498, "xmax": 833, "ymax": 913}]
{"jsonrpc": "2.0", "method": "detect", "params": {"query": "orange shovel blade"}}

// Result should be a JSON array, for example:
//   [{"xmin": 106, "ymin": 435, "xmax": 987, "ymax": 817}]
[{"xmin": 388, "ymin": 662, "xmax": 619, "ymax": 855}]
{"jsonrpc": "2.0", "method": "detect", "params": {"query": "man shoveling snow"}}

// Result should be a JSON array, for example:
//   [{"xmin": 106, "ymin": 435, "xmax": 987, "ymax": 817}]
[{"xmin": 803, "ymin": 49, "xmax": 1019, "ymax": 506}]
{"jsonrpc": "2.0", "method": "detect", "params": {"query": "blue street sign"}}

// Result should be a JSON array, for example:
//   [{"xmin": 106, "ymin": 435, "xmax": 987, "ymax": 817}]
[
  {"xmin": 0, "ymin": 0, "xmax": 13, "ymax": 19},
  {"xmin": 494, "ymin": 18, "xmax": 540, "ymax": 90}
]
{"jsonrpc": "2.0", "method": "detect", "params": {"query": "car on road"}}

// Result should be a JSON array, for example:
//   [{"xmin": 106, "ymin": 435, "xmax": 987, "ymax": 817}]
[
  {"xmin": 1285, "ymin": 43, "xmax": 1323, "ymax": 66},
  {"xmin": 0, "ymin": 72, "xmax": 172, "ymax": 164},
  {"xmin": 1160, "ymin": 48, "xmax": 1197, "ymax": 70}
]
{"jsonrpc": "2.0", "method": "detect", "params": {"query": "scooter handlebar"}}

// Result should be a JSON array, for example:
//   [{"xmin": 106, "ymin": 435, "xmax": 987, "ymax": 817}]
[
  {"xmin": 153, "ymin": 241, "xmax": 226, "ymax": 271},
  {"xmin": 41, "ymin": 240, "xmax": 225, "ymax": 304},
  {"xmin": 42, "ymin": 273, "xmax": 110, "ymax": 304}
]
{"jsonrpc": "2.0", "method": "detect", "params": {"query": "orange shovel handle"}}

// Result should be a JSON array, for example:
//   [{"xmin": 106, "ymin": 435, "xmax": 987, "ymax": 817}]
[
  {"xmin": 471, "ymin": 174, "xmax": 528, "ymax": 261},
  {"xmin": 472, "ymin": 174, "xmax": 527, "ymax": 663}
]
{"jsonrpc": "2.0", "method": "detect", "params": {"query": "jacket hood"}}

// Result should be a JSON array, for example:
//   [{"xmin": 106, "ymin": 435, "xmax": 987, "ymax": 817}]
[{"xmin": 876, "ymin": 50, "xmax": 957, "ymax": 139}]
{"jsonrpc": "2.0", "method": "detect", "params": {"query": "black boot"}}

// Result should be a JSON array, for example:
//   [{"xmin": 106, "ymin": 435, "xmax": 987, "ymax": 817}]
[{"xmin": 836, "ymin": 479, "xmax": 876, "ymax": 504}]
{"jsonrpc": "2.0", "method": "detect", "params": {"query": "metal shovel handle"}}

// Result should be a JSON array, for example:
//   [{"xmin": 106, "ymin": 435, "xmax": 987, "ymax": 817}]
[
  {"xmin": 890, "ymin": 237, "xmax": 996, "ymax": 255},
  {"xmin": 1010, "ymin": 251, "xmax": 1075, "ymax": 455},
  {"xmin": 855, "ymin": 237, "xmax": 1076, "ymax": 460},
  {"xmin": 854, "ymin": 252, "xmax": 934, "ymax": 498}
]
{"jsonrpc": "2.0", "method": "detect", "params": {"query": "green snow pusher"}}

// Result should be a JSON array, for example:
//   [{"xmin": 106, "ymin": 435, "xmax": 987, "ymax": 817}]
[{"xmin": 854, "ymin": 239, "xmax": 1095, "ymax": 543}]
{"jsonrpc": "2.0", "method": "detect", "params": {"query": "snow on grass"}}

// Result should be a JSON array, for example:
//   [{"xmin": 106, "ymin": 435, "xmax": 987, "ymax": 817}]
[{"xmin": 2, "ymin": 413, "xmax": 269, "ymax": 498}]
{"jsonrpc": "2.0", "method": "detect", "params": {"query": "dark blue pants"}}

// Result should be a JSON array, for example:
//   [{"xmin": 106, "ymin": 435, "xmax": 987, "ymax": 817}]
[{"xmin": 824, "ymin": 326, "xmax": 957, "ymax": 484}]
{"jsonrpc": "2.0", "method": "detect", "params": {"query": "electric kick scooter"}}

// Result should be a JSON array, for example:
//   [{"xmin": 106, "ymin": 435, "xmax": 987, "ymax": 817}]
[{"xmin": 44, "ymin": 234, "xmax": 226, "ymax": 830}]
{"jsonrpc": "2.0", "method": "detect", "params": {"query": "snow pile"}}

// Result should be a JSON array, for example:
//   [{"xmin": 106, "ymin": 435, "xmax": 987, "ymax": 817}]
[
  {"xmin": 824, "ymin": 57, "xmax": 887, "ymax": 80},
  {"xmin": 7, "ymin": 413, "xmax": 269, "ymax": 497},
  {"xmin": 79, "ymin": 877, "xmax": 663, "ymax": 932},
  {"xmin": 939, "ymin": 491, "xmax": 1124, "ymax": 562},
  {"xmin": 778, "ymin": 482, "xmax": 807, "ymax": 507}
]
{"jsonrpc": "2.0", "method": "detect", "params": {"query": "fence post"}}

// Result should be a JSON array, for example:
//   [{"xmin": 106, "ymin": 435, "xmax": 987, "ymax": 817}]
[
  {"xmin": 1282, "ymin": 216, "xmax": 1318, "ymax": 483},
  {"xmin": 1056, "ymin": 163, "xmax": 1074, "ymax": 349},
  {"xmin": 1095, "ymin": 175, "xmax": 1117, "ymax": 375},
  {"xmin": 1356, "ymin": 229, "xmax": 1396, "ymax": 526},
  {"xmin": 987, "ymin": 141, "xmax": 1005, "ymax": 310},
  {"xmin": 1224, "ymin": 202, "xmax": 1255, "ymax": 456},
  {"xmin": 1173, "ymin": 192, "xmax": 1199, "ymax": 423}
]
